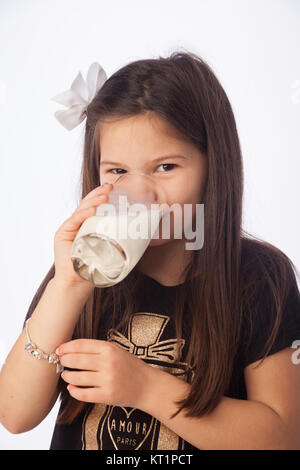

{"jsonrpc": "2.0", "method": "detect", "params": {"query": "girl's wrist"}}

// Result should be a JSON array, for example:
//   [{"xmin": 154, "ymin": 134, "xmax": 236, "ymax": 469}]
[
  {"xmin": 138, "ymin": 364, "xmax": 191, "ymax": 418},
  {"xmin": 50, "ymin": 276, "xmax": 95, "ymax": 297},
  {"xmin": 136, "ymin": 363, "xmax": 166, "ymax": 413}
]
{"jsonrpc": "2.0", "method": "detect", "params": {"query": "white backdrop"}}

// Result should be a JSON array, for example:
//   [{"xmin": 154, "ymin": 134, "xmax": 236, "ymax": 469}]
[{"xmin": 0, "ymin": 0, "xmax": 299, "ymax": 450}]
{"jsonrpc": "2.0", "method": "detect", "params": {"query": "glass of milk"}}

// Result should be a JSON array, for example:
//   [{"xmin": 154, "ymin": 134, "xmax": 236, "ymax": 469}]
[{"xmin": 70, "ymin": 173, "xmax": 169, "ymax": 287}]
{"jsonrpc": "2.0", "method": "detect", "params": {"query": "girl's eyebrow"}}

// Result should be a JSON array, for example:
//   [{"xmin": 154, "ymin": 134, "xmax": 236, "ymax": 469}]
[{"xmin": 100, "ymin": 154, "xmax": 188, "ymax": 166}]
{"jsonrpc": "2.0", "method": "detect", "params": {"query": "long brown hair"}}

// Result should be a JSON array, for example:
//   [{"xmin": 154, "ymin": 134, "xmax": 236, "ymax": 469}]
[{"xmin": 23, "ymin": 50, "xmax": 299, "ymax": 424}]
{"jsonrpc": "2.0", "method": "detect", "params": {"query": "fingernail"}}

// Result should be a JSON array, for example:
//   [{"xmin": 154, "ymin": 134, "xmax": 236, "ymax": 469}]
[{"xmin": 55, "ymin": 348, "xmax": 60, "ymax": 355}]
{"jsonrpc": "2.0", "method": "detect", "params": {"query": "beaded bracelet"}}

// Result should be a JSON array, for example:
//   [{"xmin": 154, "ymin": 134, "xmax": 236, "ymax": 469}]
[{"xmin": 24, "ymin": 318, "xmax": 64, "ymax": 374}]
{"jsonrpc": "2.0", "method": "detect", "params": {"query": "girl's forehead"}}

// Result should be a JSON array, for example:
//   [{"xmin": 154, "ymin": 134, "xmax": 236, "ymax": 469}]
[{"xmin": 97, "ymin": 113, "xmax": 193, "ymax": 152}]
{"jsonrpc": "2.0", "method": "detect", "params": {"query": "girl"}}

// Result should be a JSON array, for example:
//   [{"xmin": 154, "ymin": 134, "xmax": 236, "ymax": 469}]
[{"xmin": 1, "ymin": 51, "xmax": 300, "ymax": 450}]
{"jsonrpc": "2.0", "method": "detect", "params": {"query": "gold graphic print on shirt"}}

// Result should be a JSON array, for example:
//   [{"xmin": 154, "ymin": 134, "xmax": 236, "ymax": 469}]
[{"xmin": 81, "ymin": 312, "xmax": 193, "ymax": 450}]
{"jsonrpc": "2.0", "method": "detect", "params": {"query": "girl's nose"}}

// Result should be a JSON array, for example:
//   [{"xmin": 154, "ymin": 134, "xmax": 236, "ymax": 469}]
[{"xmin": 112, "ymin": 172, "xmax": 160, "ymax": 204}]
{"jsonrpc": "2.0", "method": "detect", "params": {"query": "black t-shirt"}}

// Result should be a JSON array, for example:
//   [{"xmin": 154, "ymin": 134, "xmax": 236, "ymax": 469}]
[{"xmin": 49, "ymin": 249, "xmax": 300, "ymax": 450}]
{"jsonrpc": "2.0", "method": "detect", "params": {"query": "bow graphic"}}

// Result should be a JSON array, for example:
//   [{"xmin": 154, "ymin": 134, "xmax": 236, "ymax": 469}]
[{"xmin": 107, "ymin": 328, "xmax": 185, "ymax": 363}]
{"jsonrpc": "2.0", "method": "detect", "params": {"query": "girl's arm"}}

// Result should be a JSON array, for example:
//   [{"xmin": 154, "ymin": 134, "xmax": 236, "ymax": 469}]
[
  {"xmin": 0, "ymin": 277, "xmax": 93, "ymax": 434},
  {"xmin": 140, "ymin": 347, "xmax": 300, "ymax": 450}
]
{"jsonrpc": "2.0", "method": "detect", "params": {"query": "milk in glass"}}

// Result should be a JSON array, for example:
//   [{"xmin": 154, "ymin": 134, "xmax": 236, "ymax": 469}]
[{"xmin": 70, "ymin": 186, "xmax": 166, "ymax": 287}]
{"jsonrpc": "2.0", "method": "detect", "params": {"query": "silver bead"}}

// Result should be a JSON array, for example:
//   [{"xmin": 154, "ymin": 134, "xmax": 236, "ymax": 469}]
[
  {"xmin": 48, "ymin": 353, "xmax": 54, "ymax": 363},
  {"xmin": 56, "ymin": 363, "xmax": 64, "ymax": 374},
  {"xmin": 25, "ymin": 342, "xmax": 36, "ymax": 353},
  {"xmin": 33, "ymin": 349, "xmax": 42, "ymax": 359},
  {"xmin": 48, "ymin": 353, "xmax": 59, "ymax": 364}
]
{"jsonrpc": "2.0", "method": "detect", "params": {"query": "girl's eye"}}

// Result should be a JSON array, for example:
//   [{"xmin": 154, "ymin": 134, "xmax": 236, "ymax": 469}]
[
  {"xmin": 107, "ymin": 164, "xmax": 178, "ymax": 174},
  {"xmin": 157, "ymin": 163, "xmax": 178, "ymax": 172},
  {"xmin": 107, "ymin": 168, "xmax": 126, "ymax": 174}
]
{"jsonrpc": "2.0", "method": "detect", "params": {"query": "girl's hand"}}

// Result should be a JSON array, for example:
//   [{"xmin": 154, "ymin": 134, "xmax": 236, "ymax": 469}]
[
  {"xmin": 57, "ymin": 339, "xmax": 154, "ymax": 410},
  {"xmin": 53, "ymin": 183, "xmax": 114, "ymax": 288}
]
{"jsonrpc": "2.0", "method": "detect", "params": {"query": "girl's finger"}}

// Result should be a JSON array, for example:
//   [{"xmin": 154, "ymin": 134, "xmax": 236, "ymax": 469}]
[
  {"xmin": 57, "ymin": 338, "xmax": 107, "ymax": 355},
  {"xmin": 81, "ymin": 183, "xmax": 113, "ymax": 202},
  {"xmin": 76, "ymin": 193, "xmax": 109, "ymax": 212},
  {"xmin": 61, "ymin": 370, "xmax": 100, "ymax": 387},
  {"xmin": 67, "ymin": 384, "xmax": 104, "ymax": 403},
  {"xmin": 56, "ymin": 185, "xmax": 113, "ymax": 236},
  {"xmin": 58, "ymin": 206, "xmax": 98, "ymax": 234},
  {"xmin": 59, "ymin": 353, "xmax": 100, "ymax": 371}
]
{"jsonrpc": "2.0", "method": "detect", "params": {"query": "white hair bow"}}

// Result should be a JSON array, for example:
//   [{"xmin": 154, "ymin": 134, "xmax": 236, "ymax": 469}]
[{"xmin": 51, "ymin": 62, "xmax": 107, "ymax": 131}]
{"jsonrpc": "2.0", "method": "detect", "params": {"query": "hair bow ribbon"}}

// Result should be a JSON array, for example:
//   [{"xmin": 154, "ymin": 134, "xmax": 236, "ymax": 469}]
[{"xmin": 51, "ymin": 62, "xmax": 107, "ymax": 131}]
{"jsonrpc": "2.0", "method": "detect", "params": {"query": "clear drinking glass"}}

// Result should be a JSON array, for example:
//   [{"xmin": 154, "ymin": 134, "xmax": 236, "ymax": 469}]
[{"xmin": 70, "ymin": 173, "xmax": 169, "ymax": 287}]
